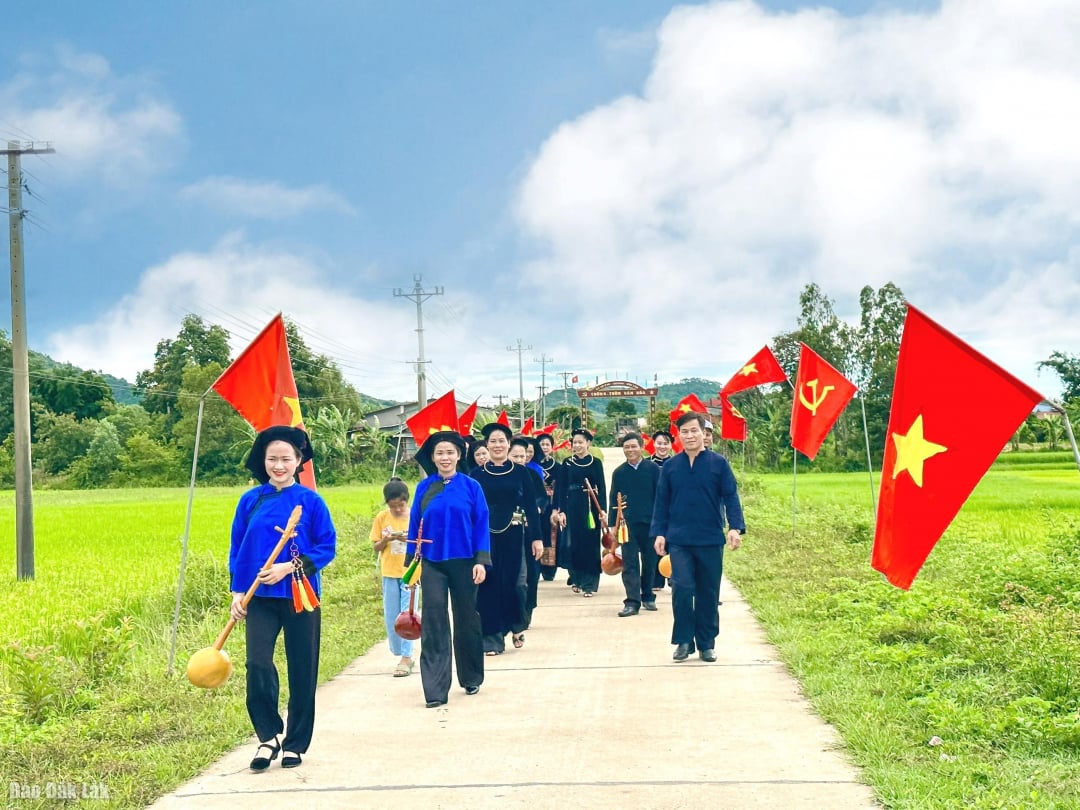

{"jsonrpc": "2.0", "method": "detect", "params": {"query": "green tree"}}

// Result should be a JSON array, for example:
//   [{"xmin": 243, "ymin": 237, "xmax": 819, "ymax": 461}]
[
  {"xmin": 67, "ymin": 421, "xmax": 122, "ymax": 488},
  {"xmin": 114, "ymin": 434, "xmax": 186, "ymax": 486},
  {"xmin": 134, "ymin": 314, "xmax": 231, "ymax": 422},
  {"xmin": 605, "ymin": 399, "xmax": 636, "ymax": 417},
  {"xmin": 31, "ymin": 364, "xmax": 115, "ymax": 420},
  {"xmin": 854, "ymin": 282, "xmax": 906, "ymax": 465},
  {"xmin": 171, "ymin": 363, "xmax": 253, "ymax": 482},
  {"xmin": 105, "ymin": 404, "xmax": 155, "ymax": 445},
  {"xmin": 306, "ymin": 404, "xmax": 356, "ymax": 483},
  {"xmin": 1037, "ymin": 351, "xmax": 1080, "ymax": 402},
  {"xmin": 33, "ymin": 412, "xmax": 98, "ymax": 475},
  {"xmin": 284, "ymin": 319, "xmax": 364, "ymax": 419}
]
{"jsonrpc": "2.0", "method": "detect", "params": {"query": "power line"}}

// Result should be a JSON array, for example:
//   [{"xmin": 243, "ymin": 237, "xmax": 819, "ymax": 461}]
[{"xmin": 393, "ymin": 274, "xmax": 443, "ymax": 405}]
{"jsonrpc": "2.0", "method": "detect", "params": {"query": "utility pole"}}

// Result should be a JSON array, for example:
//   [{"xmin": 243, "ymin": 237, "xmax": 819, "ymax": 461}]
[
  {"xmin": 507, "ymin": 338, "xmax": 532, "ymax": 427},
  {"xmin": 5, "ymin": 140, "xmax": 54, "ymax": 581},
  {"xmin": 533, "ymin": 353, "xmax": 553, "ymax": 425},
  {"xmin": 394, "ymin": 274, "xmax": 443, "ymax": 407},
  {"xmin": 558, "ymin": 371, "xmax": 573, "ymax": 404}
]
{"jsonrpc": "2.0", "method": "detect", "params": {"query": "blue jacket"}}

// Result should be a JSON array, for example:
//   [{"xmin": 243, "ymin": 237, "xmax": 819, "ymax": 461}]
[
  {"xmin": 409, "ymin": 473, "xmax": 492, "ymax": 565},
  {"xmin": 229, "ymin": 483, "xmax": 337, "ymax": 598},
  {"xmin": 650, "ymin": 451, "xmax": 745, "ymax": 546}
]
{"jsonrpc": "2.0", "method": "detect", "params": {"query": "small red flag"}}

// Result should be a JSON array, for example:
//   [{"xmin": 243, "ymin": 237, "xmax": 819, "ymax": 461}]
[
  {"xmin": 407, "ymin": 390, "xmax": 459, "ymax": 445},
  {"xmin": 212, "ymin": 314, "xmax": 316, "ymax": 489},
  {"xmin": 458, "ymin": 400, "xmax": 478, "ymax": 436},
  {"xmin": 522, "ymin": 416, "xmax": 534, "ymax": 436},
  {"xmin": 571, "ymin": 375, "xmax": 579, "ymax": 384},
  {"xmin": 668, "ymin": 393, "xmax": 709, "ymax": 427},
  {"xmin": 721, "ymin": 345, "xmax": 788, "ymax": 396},
  {"xmin": 872, "ymin": 305, "xmax": 1043, "ymax": 590},
  {"xmin": 643, "ymin": 434, "xmax": 655, "ymax": 454},
  {"xmin": 790, "ymin": 344, "xmax": 858, "ymax": 460},
  {"xmin": 539, "ymin": 422, "xmax": 559, "ymax": 436},
  {"xmin": 496, "ymin": 409, "xmax": 510, "ymax": 427},
  {"xmin": 719, "ymin": 394, "xmax": 747, "ymax": 441}
]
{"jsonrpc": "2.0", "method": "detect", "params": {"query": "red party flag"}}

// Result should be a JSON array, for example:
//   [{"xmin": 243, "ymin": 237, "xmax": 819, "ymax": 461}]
[
  {"xmin": 721, "ymin": 345, "xmax": 788, "ymax": 396},
  {"xmin": 539, "ymin": 423, "xmax": 559, "ymax": 436},
  {"xmin": 872, "ymin": 305, "xmax": 1043, "ymax": 590},
  {"xmin": 213, "ymin": 314, "xmax": 303, "ymax": 431},
  {"xmin": 668, "ymin": 393, "xmax": 709, "ymax": 427},
  {"xmin": 720, "ymin": 394, "xmax": 747, "ymax": 441},
  {"xmin": 406, "ymin": 390, "xmax": 459, "ymax": 445},
  {"xmin": 496, "ymin": 409, "xmax": 510, "ymax": 427},
  {"xmin": 790, "ymin": 344, "xmax": 858, "ymax": 460},
  {"xmin": 458, "ymin": 400, "xmax": 479, "ymax": 436},
  {"xmin": 522, "ymin": 416, "xmax": 535, "ymax": 436},
  {"xmin": 643, "ymin": 433, "xmax": 655, "ymax": 454}
]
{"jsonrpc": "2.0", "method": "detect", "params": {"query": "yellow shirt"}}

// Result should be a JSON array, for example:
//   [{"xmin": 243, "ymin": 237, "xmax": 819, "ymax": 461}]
[{"xmin": 370, "ymin": 508, "xmax": 409, "ymax": 578}]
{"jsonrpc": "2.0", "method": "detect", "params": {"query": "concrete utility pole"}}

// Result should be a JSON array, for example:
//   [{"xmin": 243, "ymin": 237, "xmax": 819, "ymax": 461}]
[
  {"xmin": 394, "ymin": 274, "xmax": 443, "ymax": 407},
  {"xmin": 558, "ymin": 371, "xmax": 573, "ymax": 404},
  {"xmin": 534, "ymin": 353, "xmax": 553, "ymax": 425},
  {"xmin": 508, "ymin": 339, "xmax": 532, "ymax": 427},
  {"xmin": 5, "ymin": 140, "xmax": 54, "ymax": 581}
]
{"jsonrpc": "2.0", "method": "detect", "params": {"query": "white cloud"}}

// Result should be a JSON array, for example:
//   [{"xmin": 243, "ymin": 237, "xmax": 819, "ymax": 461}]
[
  {"xmin": 0, "ymin": 45, "xmax": 183, "ymax": 184},
  {"xmin": 44, "ymin": 235, "xmax": 419, "ymax": 398},
  {"xmin": 178, "ymin": 176, "xmax": 355, "ymax": 220},
  {"xmin": 513, "ymin": 0, "xmax": 1080, "ymax": 394}
]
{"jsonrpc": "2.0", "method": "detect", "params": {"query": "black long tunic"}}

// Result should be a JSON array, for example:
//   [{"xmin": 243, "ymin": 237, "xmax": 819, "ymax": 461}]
[
  {"xmin": 470, "ymin": 461, "xmax": 542, "ymax": 637},
  {"xmin": 556, "ymin": 454, "xmax": 607, "ymax": 578}
]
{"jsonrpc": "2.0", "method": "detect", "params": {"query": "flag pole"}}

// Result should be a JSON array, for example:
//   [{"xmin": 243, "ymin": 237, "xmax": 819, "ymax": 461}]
[
  {"xmin": 167, "ymin": 393, "xmax": 206, "ymax": 675},
  {"xmin": 791, "ymin": 449, "xmax": 798, "ymax": 538},
  {"xmin": 1047, "ymin": 400, "xmax": 1080, "ymax": 474},
  {"xmin": 860, "ymin": 393, "xmax": 877, "ymax": 516}
]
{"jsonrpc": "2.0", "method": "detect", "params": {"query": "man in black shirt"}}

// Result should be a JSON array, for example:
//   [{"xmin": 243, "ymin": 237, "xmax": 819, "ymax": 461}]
[{"xmin": 610, "ymin": 432, "xmax": 661, "ymax": 616}]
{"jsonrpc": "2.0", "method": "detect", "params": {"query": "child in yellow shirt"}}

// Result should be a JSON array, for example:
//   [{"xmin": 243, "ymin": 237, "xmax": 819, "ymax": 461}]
[{"xmin": 370, "ymin": 478, "xmax": 414, "ymax": 676}]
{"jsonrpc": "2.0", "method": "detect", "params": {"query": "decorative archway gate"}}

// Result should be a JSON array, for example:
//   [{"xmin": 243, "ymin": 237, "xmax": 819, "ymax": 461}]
[{"xmin": 577, "ymin": 380, "xmax": 658, "ymax": 427}]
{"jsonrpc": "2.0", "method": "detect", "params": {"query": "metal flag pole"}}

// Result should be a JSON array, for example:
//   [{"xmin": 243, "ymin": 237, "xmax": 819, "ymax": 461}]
[
  {"xmin": 168, "ymin": 394, "xmax": 207, "ymax": 675},
  {"xmin": 860, "ymin": 393, "xmax": 877, "ymax": 517}
]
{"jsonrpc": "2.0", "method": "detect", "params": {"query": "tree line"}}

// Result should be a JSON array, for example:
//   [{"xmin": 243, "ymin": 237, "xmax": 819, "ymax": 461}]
[{"xmin": 1, "ymin": 284, "xmax": 1077, "ymax": 488}]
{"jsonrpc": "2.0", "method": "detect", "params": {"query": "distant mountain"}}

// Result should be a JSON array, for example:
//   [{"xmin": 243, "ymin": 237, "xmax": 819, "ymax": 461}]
[{"xmin": 542, "ymin": 377, "xmax": 724, "ymax": 415}]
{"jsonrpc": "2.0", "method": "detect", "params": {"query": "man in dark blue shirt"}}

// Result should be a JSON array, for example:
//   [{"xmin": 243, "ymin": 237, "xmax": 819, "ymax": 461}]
[
  {"xmin": 610, "ymin": 432, "xmax": 661, "ymax": 616},
  {"xmin": 651, "ymin": 411, "xmax": 745, "ymax": 662}
]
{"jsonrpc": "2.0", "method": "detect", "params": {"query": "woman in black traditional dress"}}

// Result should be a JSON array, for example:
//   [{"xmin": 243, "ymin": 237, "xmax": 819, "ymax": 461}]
[
  {"xmin": 553, "ymin": 428, "xmax": 606, "ymax": 596},
  {"xmin": 535, "ymin": 432, "xmax": 560, "ymax": 581},
  {"xmin": 470, "ymin": 423, "xmax": 543, "ymax": 653}
]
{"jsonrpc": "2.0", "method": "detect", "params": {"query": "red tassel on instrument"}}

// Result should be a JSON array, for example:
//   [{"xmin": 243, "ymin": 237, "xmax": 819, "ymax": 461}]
[{"xmin": 291, "ymin": 575, "xmax": 304, "ymax": 612}]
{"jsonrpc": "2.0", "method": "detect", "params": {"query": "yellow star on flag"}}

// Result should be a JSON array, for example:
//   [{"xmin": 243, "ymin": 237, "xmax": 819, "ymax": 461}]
[
  {"xmin": 891, "ymin": 414, "xmax": 947, "ymax": 487},
  {"xmin": 739, "ymin": 362, "xmax": 758, "ymax": 376},
  {"xmin": 282, "ymin": 396, "xmax": 304, "ymax": 427},
  {"xmin": 678, "ymin": 404, "xmax": 691, "ymax": 413}
]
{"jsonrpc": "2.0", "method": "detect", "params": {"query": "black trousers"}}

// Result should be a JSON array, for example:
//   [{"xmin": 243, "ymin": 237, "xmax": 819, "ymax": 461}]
[
  {"xmin": 525, "ymin": 553, "xmax": 540, "ymax": 625},
  {"xmin": 669, "ymin": 544, "xmax": 724, "ymax": 652},
  {"xmin": 420, "ymin": 558, "xmax": 484, "ymax": 703},
  {"xmin": 245, "ymin": 596, "xmax": 321, "ymax": 754},
  {"xmin": 620, "ymin": 521, "xmax": 657, "ymax": 608}
]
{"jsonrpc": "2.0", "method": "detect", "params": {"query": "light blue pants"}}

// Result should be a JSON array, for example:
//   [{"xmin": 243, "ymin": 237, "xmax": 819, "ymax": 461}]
[{"xmin": 382, "ymin": 576, "xmax": 414, "ymax": 658}]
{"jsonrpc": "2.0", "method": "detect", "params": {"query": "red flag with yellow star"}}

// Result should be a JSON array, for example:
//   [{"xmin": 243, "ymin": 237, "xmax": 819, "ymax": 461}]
[
  {"xmin": 790, "ymin": 343, "xmax": 858, "ymax": 459},
  {"xmin": 211, "ymin": 313, "xmax": 317, "ymax": 488},
  {"xmin": 668, "ymin": 393, "xmax": 709, "ymax": 426},
  {"xmin": 407, "ymin": 390, "xmax": 459, "ymax": 445},
  {"xmin": 721, "ymin": 345, "xmax": 788, "ymax": 396},
  {"xmin": 872, "ymin": 305, "xmax": 1043, "ymax": 589},
  {"xmin": 719, "ymin": 394, "xmax": 747, "ymax": 441},
  {"xmin": 458, "ymin": 399, "xmax": 478, "ymax": 436}
]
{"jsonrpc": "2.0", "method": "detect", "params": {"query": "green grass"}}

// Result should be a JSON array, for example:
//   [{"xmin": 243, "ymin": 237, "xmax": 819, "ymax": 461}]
[
  {"xmin": 0, "ymin": 484, "xmax": 393, "ymax": 809},
  {"xmin": 727, "ymin": 468, "xmax": 1080, "ymax": 809}
]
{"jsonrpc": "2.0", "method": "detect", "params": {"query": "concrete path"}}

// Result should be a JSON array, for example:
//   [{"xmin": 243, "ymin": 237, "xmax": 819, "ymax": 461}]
[{"xmin": 151, "ymin": 448, "xmax": 879, "ymax": 809}]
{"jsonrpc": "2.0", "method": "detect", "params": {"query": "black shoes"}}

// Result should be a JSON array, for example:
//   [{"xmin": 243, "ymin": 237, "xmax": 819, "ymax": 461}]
[
  {"xmin": 425, "ymin": 698, "xmax": 447, "ymax": 708},
  {"xmin": 699, "ymin": 649, "xmax": 717, "ymax": 662},
  {"xmin": 673, "ymin": 644, "xmax": 692, "ymax": 662},
  {"xmin": 249, "ymin": 737, "xmax": 280, "ymax": 771},
  {"xmin": 642, "ymin": 602, "xmax": 658, "ymax": 611},
  {"xmin": 465, "ymin": 685, "xmax": 480, "ymax": 696},
  {"xmin": 617, "ymin": 606, "xmax": 639, "ymax": 617},
  {"xmin": 281, "ymin": 752, "xmax": 302, "ymax": 768}
]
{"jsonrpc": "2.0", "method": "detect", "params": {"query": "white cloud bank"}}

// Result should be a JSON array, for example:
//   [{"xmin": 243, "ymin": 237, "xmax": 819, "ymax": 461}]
[
  {"xmin": 515, "ymin": 0, "xmax": 1080, "ymax": 396},
  {"xmin": 178, "ymin": 176, "xmax": 355, "ymax": 220},
  {"xmin": 0, "ymin": 45, "xmax": 183, "ymax": 184}
]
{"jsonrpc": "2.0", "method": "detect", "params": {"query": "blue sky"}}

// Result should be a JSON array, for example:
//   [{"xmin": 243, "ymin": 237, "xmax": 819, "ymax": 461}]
[{"xmin": 4, "ymin": 0, "xmax": 1077, "ymax": 406}]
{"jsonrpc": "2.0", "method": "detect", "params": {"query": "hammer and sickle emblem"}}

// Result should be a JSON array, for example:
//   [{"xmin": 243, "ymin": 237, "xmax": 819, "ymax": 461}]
[{"xmin": 798, "ymin": 379, "xmax": 834, "ymax": 416}]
